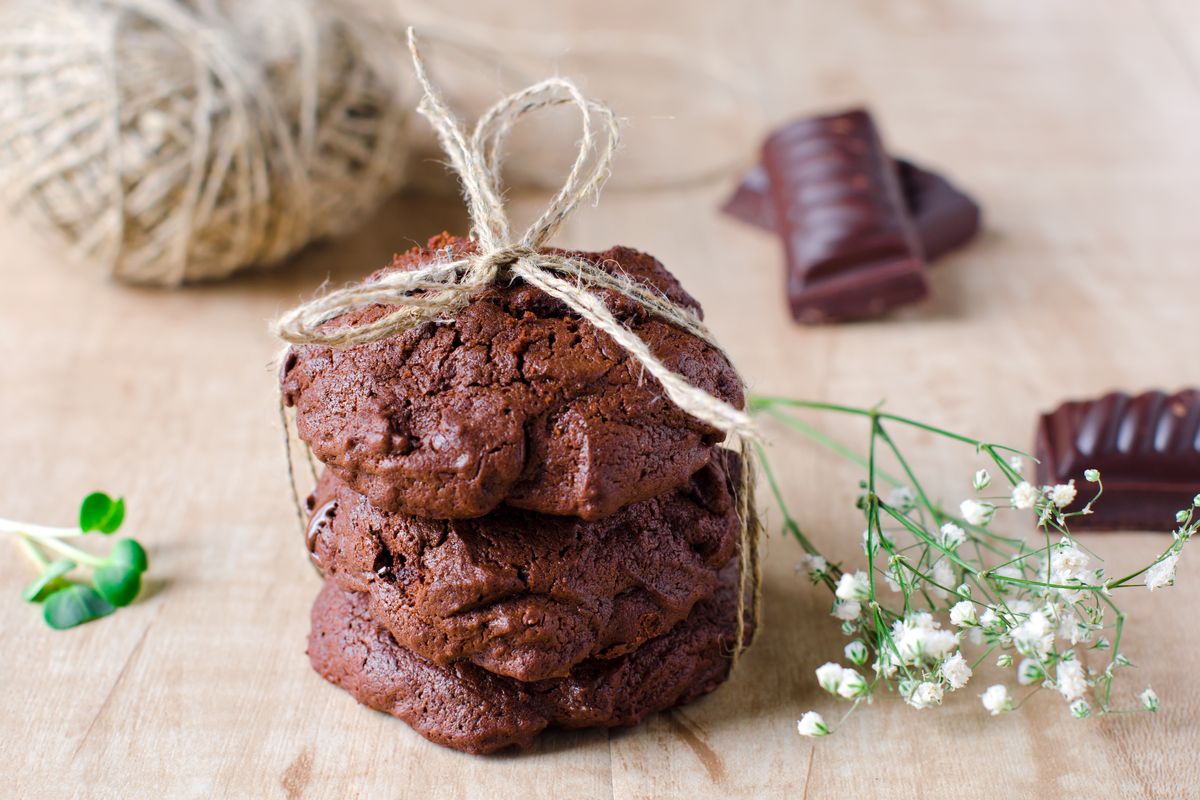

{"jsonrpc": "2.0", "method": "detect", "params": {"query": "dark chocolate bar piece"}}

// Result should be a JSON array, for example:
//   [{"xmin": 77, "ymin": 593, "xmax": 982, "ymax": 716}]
[
  {"xmin": 761, "ymin": 110, "xmax": 929, "ymax": 324},
  {"xmin": 1035, "ymin": 389, "xmax": 1200, "ymax": 531},
  {"xmin": 723, "ymin": 160, "xmax": 981, "ymax": 263}
]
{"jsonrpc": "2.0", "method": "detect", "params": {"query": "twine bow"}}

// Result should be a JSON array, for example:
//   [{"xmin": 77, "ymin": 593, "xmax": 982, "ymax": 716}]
[{"xmin": 275, "ymin": 29, "xmax": 760, "ymax": 657}]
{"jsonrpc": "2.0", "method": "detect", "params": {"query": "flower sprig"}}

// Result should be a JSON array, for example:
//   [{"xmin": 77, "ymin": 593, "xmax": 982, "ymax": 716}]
[
  {"xmin": 747, "ymin": 395, "xmax": 1192, "ymax": 736},
  {"xmin": 1, "ymin": 493, "xmax": 149, "ymax": 629}
]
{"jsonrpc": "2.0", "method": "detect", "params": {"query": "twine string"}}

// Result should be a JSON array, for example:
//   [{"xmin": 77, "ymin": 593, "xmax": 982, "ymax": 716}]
[{"xmin": 274, "ymin": 27, "xmax": 761, "ymax": 656}]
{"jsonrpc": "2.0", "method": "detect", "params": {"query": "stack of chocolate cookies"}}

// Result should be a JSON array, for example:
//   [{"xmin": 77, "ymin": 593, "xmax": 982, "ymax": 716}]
[{"xmin": 280, "ymin": 234, "xmax": 751, "ymax": 754}]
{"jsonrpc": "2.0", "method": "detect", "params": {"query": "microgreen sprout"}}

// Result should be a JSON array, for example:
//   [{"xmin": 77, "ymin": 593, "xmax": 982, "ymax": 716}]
[
  {"xmin": 747, "ymin": 396, "xmax": 1195, "ymax": 736},
  {"xmin": 1, "ymin": 492, "xmax": 148, "ymax": 629}
]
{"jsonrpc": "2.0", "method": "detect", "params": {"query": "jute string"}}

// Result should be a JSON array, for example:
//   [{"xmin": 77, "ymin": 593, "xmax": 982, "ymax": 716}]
[
  {"xmin": 0, "ymin": 0, "xmax": 409, "ymax": 285},
  {"xmin": 275, "ymin": 29, "xmax": 761, "ymax": 657}
]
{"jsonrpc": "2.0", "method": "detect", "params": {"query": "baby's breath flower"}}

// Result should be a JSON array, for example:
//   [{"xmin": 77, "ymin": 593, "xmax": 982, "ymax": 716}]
[
  {"xmin": 1017, "ymin": 658, "xmax": 1045, "ymax": 686},
  {"xmin": 973, "ymin": 469, "xmax": 991, "ymax": 491},
  {"xmin": 931, "ymin": 559, "xmax": 955, "ymax": 598},
  {"xmin": 1140, "ymin": 687, "xmax": 1159, "ymax": 712},
  {"xmin": 816, "ymin": 662, "xmax": 844, "ymax": 694},
  {"xmin": 835, "ymin": 571, "xmax": 870, "ymax": 602},
  {"xmin": 844, "ymin": 640, "xmax": 868, "ymax": 666},
  {"xmin": 1056, "ymin": 659, "xmax": 1087, "ymax": 701},
  {"xmin": 940, "ymin": 523, "xmax": 966, "ymax": 550},
  {"xmin": 994, "ymin": 565, "xmax": 1023, "ymax": 583},
  {"xmin": 1051, "ymin": 541, "xmax": 1090, "ymax": 583},
  {"xmin": 1009, "ymin": 456, "xmax": 1024, "ymax": 475},
  {"xmin": 1010, "ymin": 482, "xmax": 1040, "ymax": 510},
  {"xmin": 960, "ymin": 499, "xmax": 995, "ymax": 527},
  {"xmin": 832, "ymin": 600, "xmax": 861, "ymax": 621},
  {"xmin": 797, "ymin": 711, "xmax": 830, "ymax": 737},
  {"xmin": 886, "ymin": 486, "xmax": 916, "ymax": 512},
  {"xmin": 1146, "ymin": 553, "xmax": 1181, "ymax": 591},
  {"xmin": 981, "ymin": 684, "xmax": 1012, "ymax": 715},
  {"xmin": 1049, "ymin": 481, "xmax": 1077, "ymax": 509},
  {"xmin": 941, "ymin": 651, "xmax": 972, "ymax": 690},
  {"xmin": 949, "ymin": 600, "xmax": 977, "ymax": 627},
  {"xmin": 799, "ymin": 553, "xmax": 828, "ymax": 576},
  {"xmin": 906, "ymin": 681, "xmax": 944, "ymax": 709},
  {"xmin": 884, "ymin": 569, "xmax": 902, "ymax": 593},
  {"xmin": 996, "ymin": 653, "xmax": 1013, "ymax": 668},
  {"xmin": 837, "ymin": 668, "xmax": 869, "ymax": 699},
  {"xmin": 979, "ymin": 607, "xmax": 1003, "ymax": 632},
  {"xmin": 1070, "ymin": 699, "xmax": 1091, "ymax": 719},
  {"xmin": 1013, "ymin": 611, "xmax": 1055, "ymax": 657},
  {"xmin": 1084, "ymin": 469, "xmax": 1101, "ymax": 483}
]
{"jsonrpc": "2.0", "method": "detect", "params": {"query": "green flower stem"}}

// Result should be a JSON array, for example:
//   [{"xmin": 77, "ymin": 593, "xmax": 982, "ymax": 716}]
[
  {"xmin": 748, "ymin": 396, "xmax": 1031, "ymax": 458},
  {"xmin": 759, "ymin": 406, "xmax": 905, "ymax": 487}
]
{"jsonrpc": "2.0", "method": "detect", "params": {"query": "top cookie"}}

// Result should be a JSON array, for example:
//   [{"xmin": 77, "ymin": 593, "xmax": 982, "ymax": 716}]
[{"xmin": 281, "ymin": 233, "xmax": 743, "ymax": 520}]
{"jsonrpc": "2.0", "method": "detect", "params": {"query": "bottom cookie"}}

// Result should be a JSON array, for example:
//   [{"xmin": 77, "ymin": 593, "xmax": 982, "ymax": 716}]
[{"xmin": 308, "ymin": 564, "xmax": 744, "ymax": 754}]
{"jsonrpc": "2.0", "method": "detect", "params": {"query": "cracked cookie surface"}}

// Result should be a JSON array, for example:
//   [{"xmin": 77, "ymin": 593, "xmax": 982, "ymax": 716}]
[
  {"xmin": 307, "ymin": 561, "xmax": 743, "ymax": 755},
  {"xmin": 281, "ymin": 233, "xmax": 743, "ymax": 520},
  {"xmin": 306, "ymin": 451, "xmax": 741, "ymax": 682}
]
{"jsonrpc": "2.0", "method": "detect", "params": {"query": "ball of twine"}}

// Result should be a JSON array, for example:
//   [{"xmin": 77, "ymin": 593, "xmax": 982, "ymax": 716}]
[{"xmin": 0, "ymin": 0, "xmax": 411, "ymax": 285}]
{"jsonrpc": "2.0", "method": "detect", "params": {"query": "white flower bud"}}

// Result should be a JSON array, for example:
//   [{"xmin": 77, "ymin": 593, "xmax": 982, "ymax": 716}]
[
  {"xmin": 835, "ymin": 571, "xmax": 871, "ymax": 602},
  {"xmin": 996, "ymin": 654, "xmax": 1013, "ymax": 668},
  {"xmin": 981, "ymin": 684, "xmax": 1012, "ymax": 715},
  {"xmin": 1017, "ymin": 658, "xmax": 1045, "ymax": 685},
  {"xmin": 1010, "ymin": 482, "xmax": 1040, "ymax": 510},
  {"xmin": 949, "ymin": 600, "xmax": 977, "ymax": 627},
  {"xmin": 940, "ymin": 523, "xmax": 966, "ymax": 551},
  {"xmin": 1070, "ymin": 699, "xmax": 1091, "ymax": 719},
  {"xmin": 886, "ymin": 486, "xmax": 915, "ymax": 512},
  {"xmin": 905, "ymin": 681, "xmax": 944, "ymax": 709},
  {"xmin": 1146, "ymin": 553, "xmax": 1180, "ymax": 591},
  {"xmin": 941, "ymin": 652, "xmax": 972, "ymax": 690},
  {"xmin": 816, "ymin": 662, "xmax": 845, "ymax": 694},
  {"xmin": 973, "ymin": 469, "xmax": 991, "ymax": 491},
  {"xmin": 844, "ymin": 640, "xmax": 869, "ymax": 666},
  {"xmin": 837, "ymin": 668, "xmax": 869, "ymax": 698},
  {"xmin": 1084, "ymin": 469, "xmax": 1101, "ymax": 482},
  {"xmin": 832, "ymin": 599, "xmax": 862, "ymax": 621},
  {"xmin": 960, "ymin": 499, "xmax": 995, "ymax": 527},
  {"xmin": 1050, "ymin": 480, "xmax": 1077, "ymax": 509},
  {"xmin": 797, "ymin": 711, "xmax": 830, "ymax": 737},
  {"xmin": 1140, "ymin": 687, "xmax": 1159, "ymax": 712}
]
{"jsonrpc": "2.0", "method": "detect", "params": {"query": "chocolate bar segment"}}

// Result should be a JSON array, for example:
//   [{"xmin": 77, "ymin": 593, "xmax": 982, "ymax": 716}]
[
  {"xmin": 761, "ymin": 110, "xmax": 929, "ymax": 324},
  {"xmin": 1035, "ymin": 389, "xmax": 1200, "ymax": 531},
  {"xmin": 723, "ymin": 160, "xmax": 981, "ymax": 263}
]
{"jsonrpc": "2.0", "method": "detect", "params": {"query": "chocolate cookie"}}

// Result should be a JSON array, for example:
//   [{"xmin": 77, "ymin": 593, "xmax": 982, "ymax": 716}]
[
  {"xmin": 306, "ymin": 451, "xmax": 741, "ymax": 682},
  {"xmin": 281, "ymin": 233, "xmax": 743, "ymax": 520},
  {"xmin": 308, "ymin": 563, "xmax": 744, "ymax": 754}
]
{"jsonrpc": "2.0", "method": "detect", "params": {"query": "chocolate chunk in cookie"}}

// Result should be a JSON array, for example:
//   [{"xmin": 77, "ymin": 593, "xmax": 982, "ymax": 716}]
[{"xmin": 281, "ymin": 233, "xmax": 743, "ymax": 520}]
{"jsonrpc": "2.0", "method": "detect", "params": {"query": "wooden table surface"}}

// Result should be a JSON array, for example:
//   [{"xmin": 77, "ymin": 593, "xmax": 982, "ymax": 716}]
[{"xmin": 4, "ymin": 1, "xmax": 1199, "ymax": 797}]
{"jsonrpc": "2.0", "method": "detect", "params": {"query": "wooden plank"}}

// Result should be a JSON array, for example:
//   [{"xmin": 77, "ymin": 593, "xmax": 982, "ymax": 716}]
[{"xmin": 2, "ymin": 1, "xmax": 1198, "ymax": 796}]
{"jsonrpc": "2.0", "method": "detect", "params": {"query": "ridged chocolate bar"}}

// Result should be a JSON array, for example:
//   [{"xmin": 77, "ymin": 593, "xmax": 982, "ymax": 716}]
[
  {"xmin": 761, "ymin": 109, "xmax": 929, "ymax": 324},
  {"xmin": 723, "ymin": 159, "xmax": 981, "ymax": 263},
  {"xmin": 1035, "ymin": 389, "xmax": 1200, "ymax": 531}
]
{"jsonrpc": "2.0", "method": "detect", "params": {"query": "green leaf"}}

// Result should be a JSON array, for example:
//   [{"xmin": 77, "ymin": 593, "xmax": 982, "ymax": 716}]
[
  {"xmin": 93, "ymin": 563, "xmax": 142, "ymax": 607},
  {"xmin": 108, "ymin": 539, "xmax": 148, "ymax": 573},
  {"xmin": 79, "ymin": 493, "xmax": 125, "ymax": 534},
  {"xmin": 22, "ymin": 559, "xmax": 76, "ymax": 603},
  {"xmin": 42, "ymin": 585, "xmax": 115, "ymax": 629}
]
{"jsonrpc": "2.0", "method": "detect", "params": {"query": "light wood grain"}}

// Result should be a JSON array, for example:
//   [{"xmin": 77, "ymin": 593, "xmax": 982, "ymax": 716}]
[{"xmin": 3, "ymin": 1, "xmax": 1199, "ymax": 797}]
